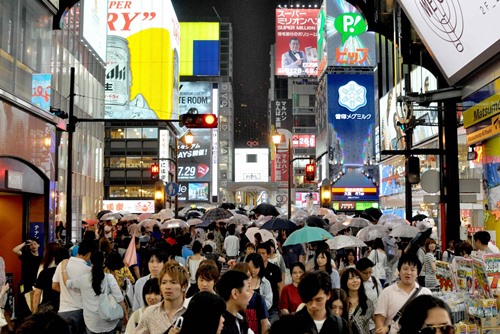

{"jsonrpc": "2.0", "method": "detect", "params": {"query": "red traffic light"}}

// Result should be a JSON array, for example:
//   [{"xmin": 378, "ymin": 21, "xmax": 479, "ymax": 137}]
[
  {"xmin": 305, "ymin": 163, "xmax": 315, "ymax": 181},
  {"xmin": 180, "ymin": 113, "xmax": 218, "ymax": 128},
  {"xmin": 151, "ymin": 163, "xmax": 160, "ymax": 180}
]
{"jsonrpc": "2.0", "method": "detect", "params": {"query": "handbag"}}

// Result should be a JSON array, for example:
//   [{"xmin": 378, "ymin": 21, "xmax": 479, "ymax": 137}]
[
  {"xmin": 388, "ymin": 286, "xmax": 422, "ymax": 331},
  {"xmin": 98, "ymin": 275, "xmax": 124, "ymax": 322}
]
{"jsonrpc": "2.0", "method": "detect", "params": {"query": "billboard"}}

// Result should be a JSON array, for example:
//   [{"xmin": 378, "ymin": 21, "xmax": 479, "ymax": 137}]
[
  {"xmin": 399, "ymin": 0, "xmax": 500, "ymax": 85},
  {"xmin": 106, "ymin": 0, "xmax": 180, "ymax": 120},
  {"xmin": 275, "ymin": 9, "xmax": 320, "ymax": 77},
  {"xmin": 179, "ymin": 82, "xmax": 213, "ymax": 115},
  {"xmin": 379, "ymin": 66, "xmax": 439, "ymax": 152},
  {"xmin": 235, "ymin": 148, "xmax": 269, "ymax": 182},
  {"xmin": 180, "ymin": 22, "xmax": 220, "ymax": 76},
  {"xmin": 326, "ymin": 73, "xmax": 378, "ymax": 201},
  {"xmin": 271, "ymin": 99, "xmax": 293, "ymax": 131},
  {"xmin": 82, "ymin": 0, "xmax": 107, "ymax": 62},
  {"xmin": 32, "ymin": 74, "xmax": 52, "ymax": 113},
  {"xmin": 317, "ymin": 0, "xmax": 376, "ymax": 77},
  {"xmin": 177, "ymin": 130, "xmax": 212, "ymax": 183}
]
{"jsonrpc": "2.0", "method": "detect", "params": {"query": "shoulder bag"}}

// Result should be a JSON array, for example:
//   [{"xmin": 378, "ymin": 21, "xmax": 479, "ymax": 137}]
[
  {"xmin": 98, "ymin": 275, "xmax": 124, "ymax": 322},
  {"xmin": 0, "ymin": 309, "xmax": 7, "ymax": 328},
  {"xmin": 388, "ymin": 286, "xmax": 422, "ymax": 330}
]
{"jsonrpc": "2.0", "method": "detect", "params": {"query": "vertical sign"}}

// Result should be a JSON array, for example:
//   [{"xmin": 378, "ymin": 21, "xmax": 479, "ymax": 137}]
[
  {"xmin": 271, "ymin": 99, "xmax": 293, "ymax": 132},
  {"xmin": 31, "ymin": 74, "xmax": 52, "ymax": 113}
]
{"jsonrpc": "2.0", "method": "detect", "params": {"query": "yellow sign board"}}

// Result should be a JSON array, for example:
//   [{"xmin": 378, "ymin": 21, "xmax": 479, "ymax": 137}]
[
  {"xmin": 466, "ymin": 115, "xmax": 500, "ymax": 145},
  {"xmin": 463, "ymin": 93, "xmax": 500, "ymax": 128}
]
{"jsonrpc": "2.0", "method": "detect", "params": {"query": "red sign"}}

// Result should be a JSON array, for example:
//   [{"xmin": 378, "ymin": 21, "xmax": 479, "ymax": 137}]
[
  {"xmin": 292, "ymin": 135, "xmax": 316, "ymax": 148},
  {"xmin": 275, "ymin": 9, "xmax": 320, "ymax": 77},
  {"xmin": 271, "ymin": 151, "xmax": 290, "ymax": 186}
]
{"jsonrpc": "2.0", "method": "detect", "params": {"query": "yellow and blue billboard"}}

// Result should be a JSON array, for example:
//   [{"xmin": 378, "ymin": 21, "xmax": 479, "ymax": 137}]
[
  {"xmin": 180, "ymin": 22, "xmax": 220, "ymax": 76},
  {"xmin": 106, "ymin": 0, "xmax": 180, "ymax": 120}
]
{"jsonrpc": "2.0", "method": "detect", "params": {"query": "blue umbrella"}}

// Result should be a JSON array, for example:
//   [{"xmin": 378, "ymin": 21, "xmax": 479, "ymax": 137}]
[{"xmin": 283, "ymin": 225, "xmax": 333, "ymax": 246}]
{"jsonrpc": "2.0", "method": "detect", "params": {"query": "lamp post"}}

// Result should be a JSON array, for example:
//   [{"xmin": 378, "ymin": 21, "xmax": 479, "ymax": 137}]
[{"xmin": 272, "ymin": 131, "xmax": 293, "ymax": 219}]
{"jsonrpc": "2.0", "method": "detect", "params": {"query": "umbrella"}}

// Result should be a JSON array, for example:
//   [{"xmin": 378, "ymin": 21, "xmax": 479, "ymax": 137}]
[
  {"xmin": 100, "ymin": 212, "xmax": 122, "ymax": 221},
  {"xmin": 97, "ymin": 210, "xmax": 112, "ymax": 220},
  {"xmin": 412, "ymin": 214, "xmax": 428, "ymax": 222},
  {"xmin": 187, "ymin": 218, "xmax": 203, "ymax": 226},
  {"xmin": 310, "ymin": 207, "xmax": 333, "ymax": 216},
  {"xmin": 356, "ymin": 225, "xmax": 390, "ymax": 242},
  {"xmin": 245, "ymin": 227, "xmax": 276, "ymax": 244},
  {"xmin": 226, "ymin": 214, "xmax": 250, "ymax": 225},
  {"xmin": 378, "ymin": 214, "xmax": 407, "ymax": 230},
  {"xmin": 186, "ymin": 211, "xmax": 203, "ymax": 219},
  {"xmin": 329, "ymin": 221, "xmax": 350, "ymax": 235},
  {"xmin": 283, "ymin": 225, "xmax": 333, "ymax": 246},
  {"xmin": 361, "ymin": 208, "xmax": 383, "ymax": 222},
  {"xmin": 153, "ymin": 208, "xmax": 175, "ymax": 221},
  {"xmin": 160, "ymin": 219, "xmax": 189, "ymax": 230},
  {"xmin": 253, "ymin": 203, "xmax": 280, "ymax": 217},
  {"xmin": 201, "ymin": 207, "xmax": 233, "ymax": 222},
  {"xmin": 389, "ymin": 225, "xmax": 419, "ymax": 238},
  {"xmin": 138, "ymin": 219, "xmax": 160, "ymax": 231},
  {"xmin": 327, "ymin": 235, "xmax": 366, "ymax": 250},
  {"xmin": 138, "ymin": 213, "xmax": 153, "ymax": 221},
  {"xmin": 120, "ymin": 214, "xmax": 139, "ymax": 222},
  {"xmin": 345, "ymin": 217, "xmax": 371, "ymax": 229},
  {"xmin": 306, "ymin": 216, "xmax": 328, "ymax": 227},
  {"xmin": 260, "ymin": 218, "xmax": 297, "ymax": 231}
]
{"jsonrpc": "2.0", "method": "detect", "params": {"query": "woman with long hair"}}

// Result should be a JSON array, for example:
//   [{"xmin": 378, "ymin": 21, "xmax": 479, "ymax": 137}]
[
  {"xmin": 328, "ymin": 288, "xmax": 350, "ymax": 324},
  {"xmin": 61, "ymin": 251, "xmax": 127, "ymax": 334},
  {"xmin": 314, "ymin": 249, "xmax": 340, "ymax": 288},
  {"xmin": 279, "ymin": 262, "xmax": 305, "ymax": 316},
  {"xmin": 339, "ymin": 249, "xmax": 357, "ymax": 272},
  {"xmin": 424, "ymin": 239, "xmax": 438, "ymax": 290},
  {"xmin": 105, "ymin": 251, "xmax": 136, "ymax": 292},
  {"xmin": 178, "ymin": 292, "xmax": 226, "ymax": 334},
  {"xmin": 245, "ymin": 253, "xmax": 273, "ymax": 310},
  {"xmin": 340, "ymin": 268, "xmax": 374, "ymax": 334},
  {"xmin": 399, "ymin": 295, "xmax": 455, "ymax": 334},
  {"xmin": 368, "ymin": 238, "xmax": 387, "ymax": 286}
]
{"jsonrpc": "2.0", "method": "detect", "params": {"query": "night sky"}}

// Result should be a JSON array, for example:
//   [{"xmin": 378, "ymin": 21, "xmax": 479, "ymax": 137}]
[{"xmin": 171, "ymin": 0, "xmax": 276, "ymax": 147}]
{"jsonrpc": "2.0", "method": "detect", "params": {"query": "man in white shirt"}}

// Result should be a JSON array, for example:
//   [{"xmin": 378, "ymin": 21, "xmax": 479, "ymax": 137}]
[
  {"xmin": 473, "ymin": 231, "xmax": 500, "ymax": 254},
  {"xmin": 223, "ymin": 225, "xmax": 240, "ymax": 260},
  {"xmin": 374, "ymin": 253, "xmax": 432, "ymax": 334},
  {"xmin": 52, "ymin": 239, "xmax": 94, "ymax": 334}
]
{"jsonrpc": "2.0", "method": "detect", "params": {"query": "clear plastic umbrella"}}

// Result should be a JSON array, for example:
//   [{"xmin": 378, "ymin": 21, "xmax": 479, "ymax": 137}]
[
  {"xmin": 187, "ymin": 218, "xmax": 203, "ymax": 226},
  {"xmin": 345, "ymin": 217, "xmax": 371, "ymax": 229},
  {"xmin": 245, "ymin": 227, "xmax": 276, "ymax": 244},
  {"xmin": 356, "ymin": 225, "xmax": 390, "ymax": 242},
  {"xmin": 378, "ymin": 214, "xmax": 407, "ymax": 230},
  {"xmin": 389, "ymin": 225, "xmax": 419, "ymax": 239},
  {"xmin": 329, "ymin": 221, "xmax": 349, "ymax": 235},
  {"xmin": 160, "ymin": 219, "xmax": 189, "ymax": 229},
  {"xmin": 153, "ymin": 208, "xmax": 176, "ymax": 221},
  {"xmin": 101, "ymin": 212, "xmax": 123, "ymax": 221},
  {"xmin": 120, "ymin": 214, "xmax": 139, "ymax": 222},
  {"xmin": 327, "ymin": 235, "xmax": 366, "ymax": 250},
  {"xmin": 138, "ymin": 219, "xmax": 160, "ymax": 232}
]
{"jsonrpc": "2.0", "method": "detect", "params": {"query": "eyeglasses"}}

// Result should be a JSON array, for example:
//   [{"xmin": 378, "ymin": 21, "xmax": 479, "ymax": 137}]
[{"xmin": 418, "ymin": 324, "xmax": 455, "ymax": 334}]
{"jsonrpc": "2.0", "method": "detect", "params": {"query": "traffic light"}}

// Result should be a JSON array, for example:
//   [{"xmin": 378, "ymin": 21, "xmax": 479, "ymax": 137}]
[
  {"xmin": 151, "ymin": 163, "xmax": 159, "ymax": 180},
  {"xmin": 180, "ymin": 113, "xmax": 218, "ymax": 128},
  {"xmin": 305, "ymin": 163, "xmax": 316, "ymax": 182}
]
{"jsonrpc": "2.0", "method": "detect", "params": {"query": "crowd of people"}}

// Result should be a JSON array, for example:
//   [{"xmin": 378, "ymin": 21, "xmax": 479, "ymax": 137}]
[{"xmin": 2, "ymin": 209, "xmax": 498, "ymax": 334}]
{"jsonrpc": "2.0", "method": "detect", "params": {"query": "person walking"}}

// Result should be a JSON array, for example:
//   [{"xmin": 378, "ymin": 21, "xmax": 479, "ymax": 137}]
[
  {"xmin": 423, "ymin": 239, "xmax": 439, "ymax": 290},
  {"xmin": 399, "ymin": 295, "xmax": 455, "ymax": 334},
  {"xmin": 125, "ymin": 278, "xmax": 162, "ymax": 334},
  {"xmin": 313, "ymin": 249, "xmax": 340, "ymax": 289},
  {"xmin": 218, "ymin": 270, "xmax": 253, "ymax": 334},
  {"xmin": 279, "ymin": 262, "xmax": 305, "ymax": 316},
  {"xmin": 368, "ymin": 238, "xmax": 388, "ymax": 286},
  {"xmin": 340, "ymin": 268, "xmax": 374, "ymax": 334}
]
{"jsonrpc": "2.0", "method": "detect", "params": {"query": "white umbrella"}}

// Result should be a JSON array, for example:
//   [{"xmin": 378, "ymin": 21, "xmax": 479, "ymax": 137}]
[
  {"xmin": 389, "ymin": 225, "xmax": 419, "ymax": 238},
  {"xmin": 245, "ymin": 227, "xmax": 276, "ymax": 244},
  {"xmin": 160, "ymin": 219, "xmax": 189, "ymax": 229},
  {"xmin": 101, "ymin": 212, "xmax": 122, "ymax": 221},
  {"xmin": 138, "ymin": 219, "xmax": 160, "ymax": 232},
  {"xmin": 378, "ymin": 214, "xmax": 407, "ymax": 230},
  {"xmin": 225, "ymin": 214, "xmax": 250, "ymax": 225},
  {"xmin": 120, "ymin": 214, "xmax": 139, "ymax": 222},
  {"xmin": 356, "ymin": 225, "xmax": 391, "ymax": 242},
  {"xmin": 329, "ymin": 221, "xmax": 350, "ymax": 235},
  {"xmin": 327, "ymin": 235, "xmax": 366, "ymax": 250},
  {"xmin": 187, "ymin": 218, "xmax": 203, "ymax": 226},
  {"xmin": 310, "ymin": 207, "xmax": 334, "ymax": 216},
  {"xmin": 345, "ymin": 217, "xmax": 371, "ymax": 229},
  {"xmin": 138, "ymin": 213, "xmax": 153, "ymax": 221},
  {"xmin": 153, "ymin": 208, "xmax": 175, "ymax": 221}
]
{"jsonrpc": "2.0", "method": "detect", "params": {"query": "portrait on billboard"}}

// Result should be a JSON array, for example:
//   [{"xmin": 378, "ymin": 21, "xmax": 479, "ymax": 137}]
[{"xmin": 275, "ymin": 9, "xmax": 319, "ymax": 77}]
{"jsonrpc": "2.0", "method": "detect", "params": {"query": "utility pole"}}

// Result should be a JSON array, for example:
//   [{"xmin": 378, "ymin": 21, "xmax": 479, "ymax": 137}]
[{"xmin": 65, "ymin": 67, "xmax": 75, "ymax": 246}]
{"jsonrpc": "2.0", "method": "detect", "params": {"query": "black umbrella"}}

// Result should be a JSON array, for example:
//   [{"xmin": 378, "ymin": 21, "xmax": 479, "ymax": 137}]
[
  {"xmin": 201, "ymin": 207, "xmax": 233, "ymax": 222},
  {"xmin": 412, "ymin": 214, "xmax": 428, "ymax": 222},
  {"xmin": 361, "ymin": 208, "xmax": 383, "ymax": 222},
  {"xmin": 405, "ymin": 227, "xmax": 433, "ymax": 255},
  {"xmin": 253, "ymin": 203, "xmax": 280, "ymax": 217},
  {"xmin": 306, "ymin": 216, "xmax": 327, "ymax": 227},
  {"xmin": 96, "ymin": 210, "xmax": 112, "ymax": 220},
  {"xmin": 220, "ymin": 203, "xmax": 236, "ymax": 210},
  {"xmin": 260, "ymin": 218, "xmax": 297, "ymax": 231}
]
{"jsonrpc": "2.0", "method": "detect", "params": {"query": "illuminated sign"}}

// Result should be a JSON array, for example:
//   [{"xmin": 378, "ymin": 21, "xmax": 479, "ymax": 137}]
[
  {"xmin": 317, "ymin": 0, "xmax": 376, "ymax": 78},
  {"xmin": 331, "ymin": 187, "xmax": 378, "ymax": 201},
  {"xmin": 82, "ymin": 0, "xmax": 107, "ymax": 62},
  {"xmin": 338, "ymin": 80, "xmax": 367, "ymax": 112},
  {"xmin": 236, "ymin": 148, "xmax": 270, "ymax": 183},
  {"xmin": 292, "ymin": 135, "xmax": 316, "ymax": 148},
  {"xmin": 339, "ymin": 202, "xmax": 356, "ymax": 210},
  {"xmin": 399, "ymin": 0, "xmax": 500, "ymax": 85},
  {"xmin": 102, "ymin": 200, "xmax": 155, "ymax": 213},
  {"xmin": 106, "ymin": 0, "xmax": 180, "ymax": 120},
  {"xmin": 180, "ymin": 22, "xmax": 220, "ymax": 76},
  {"xmin": 275, "ymin": 9, "xmax": 320, "ymax": 77},
  {"xmin": 32, "ymin": 74, "xmax": 52, "ymax": 113},
  {"xmin": 271, "ymin": 99, "xmax": 293, "ymax": 131},
  {"xmin": 466, "ymin": 115, "xmax": 500, "ymax": 145},
  {"xmin": 355, "ymin": 202, "xmax": 379, "ymax": 211},
  {"xmin": 463, "ymin": 93, "xmax": 500, "ymax": 128},
  {"xmin": 295, "ymin": 192, "xmax": 320, "ymax": 206}
]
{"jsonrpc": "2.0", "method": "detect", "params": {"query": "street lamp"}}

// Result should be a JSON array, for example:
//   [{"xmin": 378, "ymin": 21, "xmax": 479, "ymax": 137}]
[
  {"xmin": 184, "ymin": 130, "xmax": 194, "ymax": 146},
  {"xmin": 272, "ymin": 130, "xmax": 293, "ymax": 219}
]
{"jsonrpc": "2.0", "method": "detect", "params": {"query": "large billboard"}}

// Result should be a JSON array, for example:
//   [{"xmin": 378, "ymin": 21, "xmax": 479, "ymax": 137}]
[
  {"xmin": 235, "ymin": 148, "xmax": 269, "ymax": 182},
  {"xmin": 180, "ymin": 23, "xmax": 220, "ymax": 76},
  {"xmin": 275, "ymin": 9, "xmax": 320, "ymax": 77},
  {"xmin": 399, "ymin": 0, "xmax": 500, "ymax": 85},
  {"xmin": 317, "ymin": 0, "xmax": 376, "ymax": 77},
  {"xmin": 327, "ymin": 73, "xmax": 378, "ymax": 201},
  {"xmin": 106, "ymin": 0, "xmax": 180, "ymax": 119},
  {"xmin": 379, "ymin": 66, "xmax": 439, "ymax": 152},
  {"xmin": 82, "ymin": 0, "xmax": 107, "ymax": 62}
]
